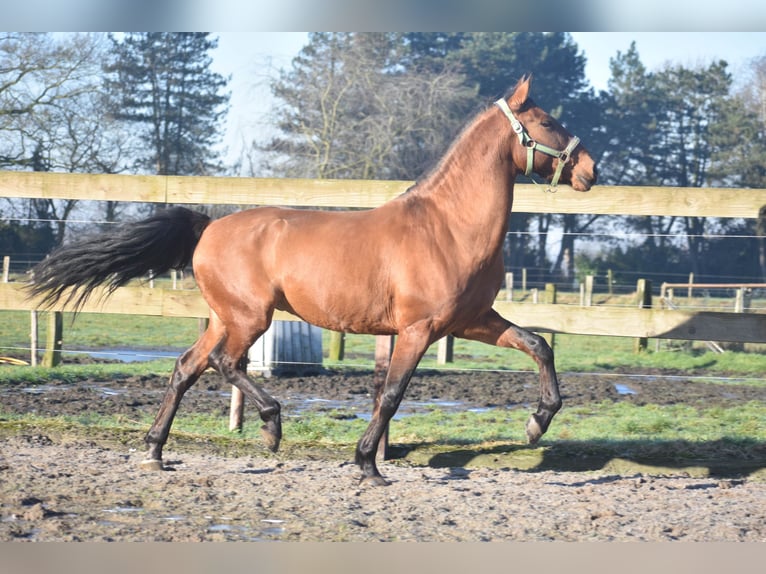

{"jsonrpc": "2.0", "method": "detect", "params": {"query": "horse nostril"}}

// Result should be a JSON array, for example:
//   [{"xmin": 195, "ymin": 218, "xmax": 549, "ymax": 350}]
[{"xmin": 576, "ymin": 173, "xmax": 594, "ymax": 190}]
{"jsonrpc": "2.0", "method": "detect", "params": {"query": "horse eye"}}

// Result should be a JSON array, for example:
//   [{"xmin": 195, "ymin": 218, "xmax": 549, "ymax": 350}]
[{"xmin": 541, "ymin": 120, "xmax": 552, "ymax": 128}]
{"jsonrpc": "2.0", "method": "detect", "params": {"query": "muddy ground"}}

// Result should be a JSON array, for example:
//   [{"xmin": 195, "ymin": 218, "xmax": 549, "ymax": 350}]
[{"xmin": 1, "ymin": 363, "xmax": 765, "ymax": 541}]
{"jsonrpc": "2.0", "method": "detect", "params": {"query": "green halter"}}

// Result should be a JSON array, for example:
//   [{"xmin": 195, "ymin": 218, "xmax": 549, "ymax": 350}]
[{"xmin": 495, "ymin": 98, "xmax": 580, "ymax": 190}]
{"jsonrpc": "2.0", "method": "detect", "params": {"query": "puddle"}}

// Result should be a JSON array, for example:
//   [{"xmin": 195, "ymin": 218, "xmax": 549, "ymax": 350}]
[
  {"xmin": 283, "ymin": 393, "xmax": 485, "ymax": 420},
  {"xmin": 83, "ymin": 348, "xmax": 179, "ymax": 362},
  {"xmin": 103, "ymin": 506, "xmax": 142, "ymax": 514},
  {"xmin": 89, "ymin": 386, "xmax": 126, "ymax": 397},
  {"xmin": 614, "ymin": 383, "xmax": 638, "ymax": 395},
  {"xmin": 19, "ymin": 385, "xmax": 60, "ymax": 395}
]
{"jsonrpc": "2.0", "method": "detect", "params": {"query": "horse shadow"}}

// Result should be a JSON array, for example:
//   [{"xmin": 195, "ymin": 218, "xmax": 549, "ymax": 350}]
[{"xmin": 391, "ymin": 438, "xmax": 765, "ymax": 479}]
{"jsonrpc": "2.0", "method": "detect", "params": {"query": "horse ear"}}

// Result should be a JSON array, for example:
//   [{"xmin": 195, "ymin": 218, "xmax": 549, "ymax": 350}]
[{"xmin": 509, "ymin": 75, "xmax": 532, "ymax": 108}]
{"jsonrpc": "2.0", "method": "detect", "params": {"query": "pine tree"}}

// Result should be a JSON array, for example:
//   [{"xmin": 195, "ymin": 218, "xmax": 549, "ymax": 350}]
[{"xmin": 104, "ymin": 33, "xmax": 230, "ymax": 176}]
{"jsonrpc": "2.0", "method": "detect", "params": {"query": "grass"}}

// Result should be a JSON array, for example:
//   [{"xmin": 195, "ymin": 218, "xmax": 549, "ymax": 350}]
[
  {"xmin": 2, "ymin": 399, "xmax": 763, "ymax": 448},
  {"xmin": 0, "ymin": 310, "xmax": 200, "ymax": 354}
]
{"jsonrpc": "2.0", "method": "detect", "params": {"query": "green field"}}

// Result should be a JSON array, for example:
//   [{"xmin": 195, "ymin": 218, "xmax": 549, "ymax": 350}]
[{"xmin": 2, "ymin": 309, "xmax": 765, "ymax": 376}]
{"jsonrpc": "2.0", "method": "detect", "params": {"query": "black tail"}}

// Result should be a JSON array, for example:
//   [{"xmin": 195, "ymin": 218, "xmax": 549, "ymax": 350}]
[{"xmin": 27, "ymin": 206, "xmax": 212, "ymax": 311}]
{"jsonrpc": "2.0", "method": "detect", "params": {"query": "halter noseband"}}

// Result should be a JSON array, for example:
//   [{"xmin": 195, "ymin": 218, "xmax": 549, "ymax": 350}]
[{"xmin": 495, "ymin": 98, "xmax": 580, "ymax": 190}]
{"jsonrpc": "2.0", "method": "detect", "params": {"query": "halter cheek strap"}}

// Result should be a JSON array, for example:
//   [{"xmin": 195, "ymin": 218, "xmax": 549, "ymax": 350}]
[{"xmin": 494, "ymin": 98, "xmax": 580, "ymax": 189}]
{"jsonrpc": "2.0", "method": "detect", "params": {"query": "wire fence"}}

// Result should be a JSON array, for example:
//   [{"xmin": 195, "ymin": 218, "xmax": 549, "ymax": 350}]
[{"xmin": 3, "ymin": 213, "xmax": 764, "ymax": 288}]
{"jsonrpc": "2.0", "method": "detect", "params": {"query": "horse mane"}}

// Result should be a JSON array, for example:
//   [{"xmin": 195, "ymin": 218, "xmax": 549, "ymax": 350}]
[{"xmin": 403, "ymin": 101, "xmax": 502, "ymax": 198}]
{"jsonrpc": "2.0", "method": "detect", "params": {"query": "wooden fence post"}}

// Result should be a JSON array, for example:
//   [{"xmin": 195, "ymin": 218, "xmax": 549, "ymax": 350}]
[
  {"xmin": 2, "ymin": 256, "xmax": 9, "ymax": 283},
  {"xmin": 728, "ymin": 287, "xmax": 752, "ymax": 352},
  {"xmin": 42, "ymin": 311, "xmax": 63, "ymax": 367},
  {"xmin": 735, "ymin": 288, "xmax": 752, "ymax": 313},
  {"xmin": 607, "ymin": 269, "xmax": 613, "ymax": 295},
  {"xmin": 543, "ymin": 283, "xmax": 556, "ymax": 350},
  {"xmin": 229, "ymin": 387, "xmax": 245, "ymax": 432},
  {"xmin": 328, "ymin": 331, "xmax": 345, "ymax": 361},
  {"xmin": 634, "ymin": 278, "xmax": 652, "ymax": 353},
  {"xmin": 229, "ymin": 345, "xmax": 254, "ymax": 432},
  {"xmin": 437, "ymin": 335, "xmax": 454, "ymax": 364},
  {"xmin": 583, "ymin": 275, "xmax": 594, "ymax": 307},
  {"xmin": 505, "ymin": 272, "xmax": 513, "ymax": 301},
  {"xmin": 521, "ymin": 268, "xmax": 527, "ymax": 291},
  {"xmin": 374, "ymin": 335, "xmax": 394, "ymax": 461}
]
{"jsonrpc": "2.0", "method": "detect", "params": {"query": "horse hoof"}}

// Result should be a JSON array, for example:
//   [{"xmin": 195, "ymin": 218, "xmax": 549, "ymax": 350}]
[
  {"xmin": 260, "ymin": 426, "xmax": 281, "ymax": 453},
  {"xmin": 359, "ymin": 474, "xmax": 390, "ymax": 487},
  {"xmin": 139, "ymin": 459, "xmax": 163, "ymax": 471},
  {"xmin": 525, "ymin": 414, "xmax": 543, "ymax": 445}
]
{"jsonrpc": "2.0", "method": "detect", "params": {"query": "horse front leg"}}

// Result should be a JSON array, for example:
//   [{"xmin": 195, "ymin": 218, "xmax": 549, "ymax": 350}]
[
  {"xmin": 454, "ymin": 309, "xmax": 562, "ymax": 444},
  {"xmin": 356, "ymin": 325, "xmax": 431, "ymax": 486}
]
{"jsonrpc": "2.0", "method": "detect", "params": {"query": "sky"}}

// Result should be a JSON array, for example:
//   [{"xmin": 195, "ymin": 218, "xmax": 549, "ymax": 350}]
[{"xmin": 210, "ymin": 32, "xmax": 766, "ymax": 171}]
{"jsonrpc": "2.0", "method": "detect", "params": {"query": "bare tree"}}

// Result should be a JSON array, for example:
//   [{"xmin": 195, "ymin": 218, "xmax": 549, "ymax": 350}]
[
  {"xmin": 0, "ymin": 33, "xmax": 132, "ymax": 252},
  {"xmin": 255, "ymin": 33, "xmax": 475, "ymax": 182}
]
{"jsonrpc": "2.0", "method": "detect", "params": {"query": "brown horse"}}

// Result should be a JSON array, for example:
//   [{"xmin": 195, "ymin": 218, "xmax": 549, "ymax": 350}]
[{"xmin": 29, "ymin": 76, "xmax": 597, "ymax": 485}]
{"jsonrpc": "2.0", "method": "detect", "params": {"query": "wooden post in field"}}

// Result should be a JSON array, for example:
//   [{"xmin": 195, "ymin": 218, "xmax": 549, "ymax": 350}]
[
  {"xmin": 42, "ymin": 311, "xmax": 63, "ymax": 367},
  {"xmin": 374, "ymin": 334, "xmax": 394, "ymax": 460},
  {"xmin": 2, "ymin": 256, "xmax": 9, "ymax": 282},
  {"xmin": 543, "ymin": 283, "xmax": 556, "ymax": 350},
  {"xmin": 328, "ymin": 331, "xmax": 345, "ymax": 361},
  {"xmin": 607, "ymin": 269, "xmax": 614, "ymax": 295},
  {"xmin": 522, "ymin": 268, "xmax": 527, "ymax": 291},
  {"xmin": 634, "ymin": 278, "xmax": 652, "ymax": 353},
  {"xmin": 505, "ymin": 272, "xmax": 513, "ymax": 301},
  {"xmin": 437, "ymin": 335, "xmax": 454, "ymax": 364}
]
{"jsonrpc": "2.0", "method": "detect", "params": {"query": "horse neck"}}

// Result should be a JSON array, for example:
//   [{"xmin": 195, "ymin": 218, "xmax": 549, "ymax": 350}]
[{"xmin": 413, "ymin": 109, "xmax": 517, "ymax": 258}]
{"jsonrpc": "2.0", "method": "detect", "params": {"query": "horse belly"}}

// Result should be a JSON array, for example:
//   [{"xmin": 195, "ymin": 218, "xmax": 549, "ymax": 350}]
[
  {"xmin": 272, "ymin": 237, "xmax": 395, "ymax": 335},
  {"xmin": 277, "ymin": 275, "xmax": 395, "ymax": 335}
]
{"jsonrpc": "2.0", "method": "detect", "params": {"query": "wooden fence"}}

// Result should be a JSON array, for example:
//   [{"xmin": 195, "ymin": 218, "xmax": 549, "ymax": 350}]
[{"xmin": 1, "ymin": 171, "xmax": 765, "ymax": 348}]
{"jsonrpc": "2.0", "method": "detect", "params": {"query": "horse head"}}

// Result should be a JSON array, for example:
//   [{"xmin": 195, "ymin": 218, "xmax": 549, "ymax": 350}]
[{"xmin": 497, "ymin": 76, "xmax": 597, "ymax": 192}]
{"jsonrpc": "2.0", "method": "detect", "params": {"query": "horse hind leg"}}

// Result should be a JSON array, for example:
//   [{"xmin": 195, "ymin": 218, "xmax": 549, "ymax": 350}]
[
  {"xmin": 141, "ymin": 325, "xmax": 221, "ymax": 470},
  {"xmin": 454, "ymin": 309, "xmax": 562, "ymax": 445},
  {"xmin": 207, "ymin": 318, "xmax": 282, "ymax": 453}
]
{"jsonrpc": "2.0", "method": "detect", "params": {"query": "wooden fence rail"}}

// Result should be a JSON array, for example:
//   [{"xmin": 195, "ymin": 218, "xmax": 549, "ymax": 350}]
[
  {"xmin": 1, "ymin": 283, "xmax": 763, "ymax": 344},
  {"xmin": 2, "ymin": 170, "xmax": 765, "ymax": 217}
]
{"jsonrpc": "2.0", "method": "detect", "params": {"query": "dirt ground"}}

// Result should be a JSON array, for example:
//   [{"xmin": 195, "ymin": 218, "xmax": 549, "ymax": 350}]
[{"xmin": 1, "ymin": 364, "xmax": 765, "ymax": 541}]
